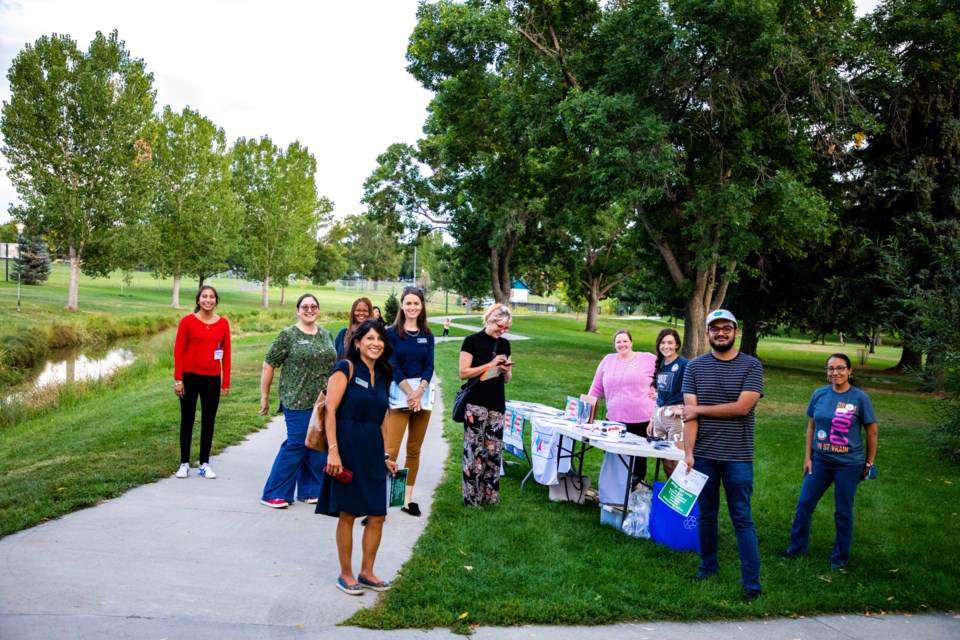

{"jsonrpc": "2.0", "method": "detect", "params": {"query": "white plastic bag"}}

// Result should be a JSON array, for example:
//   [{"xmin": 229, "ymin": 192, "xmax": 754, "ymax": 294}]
[{"xmin": 621, "ymin": 485, "xmax": 652, "ymax": 539}]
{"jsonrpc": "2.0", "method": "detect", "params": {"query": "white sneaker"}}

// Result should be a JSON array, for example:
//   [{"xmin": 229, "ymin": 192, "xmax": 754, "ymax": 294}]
[
  {"xmin": 197, "ymin": 462, "xmax": 217, "ymax": 479},
  {"xmin": 176, "ymin": 463, "xmax": 189, "ymax": 478}
]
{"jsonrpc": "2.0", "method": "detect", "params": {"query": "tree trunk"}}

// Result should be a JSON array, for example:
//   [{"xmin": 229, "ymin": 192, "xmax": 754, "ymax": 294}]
[
  {"xmin": 683, "ymin": 296, "xmax": 707, "ymax": 357},
  {"xmin": 584, "ymin": 277, "xmax": 601, "ymax": 333},
  {"xmin": 261, "ymin": 274, "xmax": 270, "ymax": 310},
  {"xmin": 893, "ymin": 345, "xmax": 923, "ymax": 371},
  {"xmin": 171, "ymin": 275, "xmax": 181, "ymax": 309},
  {"xmin": 67, "ymin": 245, "xmax": 80, "ymax": 310},
  {"xmin": 490, "ymin": 247, "xmax": 512, "ymax": 305},
  {"xmin": 280, "ymin": 285, "xmax": 286, "ymax": 306},
  {"xmin": 739, "ymin": 319, "xmax": 759, "ymax": 357}
]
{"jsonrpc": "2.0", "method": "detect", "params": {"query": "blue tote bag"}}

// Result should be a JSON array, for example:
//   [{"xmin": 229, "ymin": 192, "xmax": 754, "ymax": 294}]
[{"xmin": 649, "ymin": 481, "xmax": 700, "ymax": 552}]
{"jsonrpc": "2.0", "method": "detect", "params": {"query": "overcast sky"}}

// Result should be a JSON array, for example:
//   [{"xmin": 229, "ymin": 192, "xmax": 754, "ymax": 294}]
[
  {"xmin": 0, "ymin": 0, "xmax": 433, "ymax": 224},
  {"xmin": 0, "ymin": 0, "xmax": 880, "ymax": 227}
]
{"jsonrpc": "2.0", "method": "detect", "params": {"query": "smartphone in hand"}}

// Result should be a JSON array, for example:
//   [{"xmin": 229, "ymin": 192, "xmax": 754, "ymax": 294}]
[{"xmin": 333, "ymin": 468, "xmax": 354, "ymax": 483}]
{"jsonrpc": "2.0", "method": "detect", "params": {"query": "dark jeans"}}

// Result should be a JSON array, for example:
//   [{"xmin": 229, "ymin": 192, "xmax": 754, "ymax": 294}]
[
  {"xmin": 624, "ymin": 421, "xmax": 649, "ymax": 485},
  {"xmin": 786, "ymin": 457, "xmax": 862, "ymax": 566},
  {"xmin": 261, "ymin": 407, "xmax": 326, "ymax": 503},
  {"xmin": 179, "ymin": 372, "xmax": 221, "ymax": 464},
  {"xmin": 694, "ymin": 457, "xmax": 761, "ymax": 591}
]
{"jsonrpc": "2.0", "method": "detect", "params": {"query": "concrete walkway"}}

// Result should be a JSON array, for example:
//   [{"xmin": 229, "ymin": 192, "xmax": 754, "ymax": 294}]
[{"xmin": 1, "ymin": 362, "xmax": 957, "ymax": 638}]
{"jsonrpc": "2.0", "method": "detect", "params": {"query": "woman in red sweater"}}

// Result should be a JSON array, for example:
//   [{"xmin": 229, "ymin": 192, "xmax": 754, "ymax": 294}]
[{"xmin": 173, "ymin": 285, "xmax": 231, "ymax": 479}]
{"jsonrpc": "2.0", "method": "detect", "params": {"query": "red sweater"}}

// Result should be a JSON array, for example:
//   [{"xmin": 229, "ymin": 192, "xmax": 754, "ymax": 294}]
[{"xmin": 173, "ymin": 314, "xmax": 231, "ymax": 388}]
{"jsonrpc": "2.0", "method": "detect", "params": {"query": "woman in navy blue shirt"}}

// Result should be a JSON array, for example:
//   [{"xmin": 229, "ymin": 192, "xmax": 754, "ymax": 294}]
[
  {"xmin": 782, "ymin": 353, "xmax": 878, "ymax": 569},
  {"xmin": 384, "ymin": 286, "xmax": 435, "ymax": 516},
  {"xmin": 649, "ymin": 328, "xmax": 688, "ymax": 477}
]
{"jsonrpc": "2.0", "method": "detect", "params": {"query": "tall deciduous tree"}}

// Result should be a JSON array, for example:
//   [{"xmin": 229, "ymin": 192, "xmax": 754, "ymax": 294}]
[
  {"xmin": 143, "ymin": 106, "xmax": 239, "ymax": 307},
  {"xmin": 231, "ymin": 137, "xmax": 327, "ymax": 309},
  {"xmin": 1, "ymin": 30, "xmax": 156, "ymax": 310}
]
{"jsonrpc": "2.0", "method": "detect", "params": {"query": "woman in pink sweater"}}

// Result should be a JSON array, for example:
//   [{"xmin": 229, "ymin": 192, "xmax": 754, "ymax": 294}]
[
  {"xmin": 173, "ymin": 285, "xmax": 231, "ymax": 479},
  {"xmin": 588, "ymin": 329, "xmax": 656, "ymax": 486}
]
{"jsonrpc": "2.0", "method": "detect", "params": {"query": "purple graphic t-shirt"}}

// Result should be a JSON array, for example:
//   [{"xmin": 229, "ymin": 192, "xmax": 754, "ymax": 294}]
[{"xmin": 806, "ymin": 385, "xmax": 877, "ymax": 464}]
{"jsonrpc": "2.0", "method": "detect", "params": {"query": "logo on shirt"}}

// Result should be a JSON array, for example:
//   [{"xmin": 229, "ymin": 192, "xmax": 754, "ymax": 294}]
[
  {"xmin": 817, "ymin": 429, "xmax": 828, "ymax": 441},
  {"xmin": 671, "ymin": 363, "xmax": 679, "ymax": 372}
]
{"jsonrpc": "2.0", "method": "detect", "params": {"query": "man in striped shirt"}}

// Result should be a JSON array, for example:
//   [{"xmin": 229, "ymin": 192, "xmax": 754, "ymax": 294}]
[{"xmin": 681, "ymin": 309, "xmax": 764, "ymax": 601}]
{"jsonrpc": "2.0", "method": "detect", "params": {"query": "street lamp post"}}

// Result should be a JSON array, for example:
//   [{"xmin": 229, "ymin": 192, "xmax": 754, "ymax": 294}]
[{"xmin": 15, "ymin": 222, "xmax": 25, "ymax": 312}]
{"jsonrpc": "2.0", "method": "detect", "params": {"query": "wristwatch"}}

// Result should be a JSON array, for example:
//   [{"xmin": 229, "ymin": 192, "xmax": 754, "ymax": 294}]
[{"xmin": 864, "ymin": 461, "xmax": 874, "ymax": 468}]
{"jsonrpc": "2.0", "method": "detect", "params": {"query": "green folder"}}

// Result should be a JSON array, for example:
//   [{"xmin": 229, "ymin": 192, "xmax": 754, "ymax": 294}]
[{"xmin": 389, "ymin": 469, "xmax": 408, "ymax": 508}]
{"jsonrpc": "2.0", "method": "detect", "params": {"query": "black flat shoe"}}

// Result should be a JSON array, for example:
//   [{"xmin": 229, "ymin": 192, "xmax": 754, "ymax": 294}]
[
  {"xmin": 401, "ymin": 502, "xmax": 421, "ymax": 516},
  {"xmin": 360, "ymin": 516, "xmax": 368, "ymax": 526}
]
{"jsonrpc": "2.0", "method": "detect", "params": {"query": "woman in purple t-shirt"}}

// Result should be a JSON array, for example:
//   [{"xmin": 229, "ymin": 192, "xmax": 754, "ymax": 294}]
[{"xmin": 588, "ymin": 329, "xmax": 657, "ymax": 487}]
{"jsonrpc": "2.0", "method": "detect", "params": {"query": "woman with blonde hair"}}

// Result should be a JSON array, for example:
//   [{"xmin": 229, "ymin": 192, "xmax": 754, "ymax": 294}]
[{"xmin": 459, "ymin": 303, "xmax": 514, "ymax": 506}]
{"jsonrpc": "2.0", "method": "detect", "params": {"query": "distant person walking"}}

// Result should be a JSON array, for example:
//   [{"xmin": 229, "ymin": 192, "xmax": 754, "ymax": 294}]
[
  {"xmin": 258, "ymin": 294, "xmax": 337, "ymax": 509},
  {"xmin": 442, "ymin": 318, "xmax": 450, "ymax": 337},
  {"xmin": 459, "ymin": 304, "xmax": 513, "ymax": 506},
  {"xmin": 316, "ymin": 320, "xmax": 398, "ymax": 595},
  {"xmin": 681, "ymin": 309, "xmax": 764, "ymax": 601},
  {"xmin": 384, "ymin": 286, "xmax": 435, "ymax": 516},
  {"xmin": 173, "ymin": 285, "xmax": 231, "ymax": 479},
  {"xmin": 781, "ymin": 353, "xmax": 878, "ymax": 569},
  {"xmin": 334, "ymin": 297, "xmax": 372, "ymax": 358}
]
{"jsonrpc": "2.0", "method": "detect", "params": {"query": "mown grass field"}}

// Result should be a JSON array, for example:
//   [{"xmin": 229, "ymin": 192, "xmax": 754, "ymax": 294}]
[{"xmin": 1, "ymin": 269, "xmax": 957, "ymax": 631}]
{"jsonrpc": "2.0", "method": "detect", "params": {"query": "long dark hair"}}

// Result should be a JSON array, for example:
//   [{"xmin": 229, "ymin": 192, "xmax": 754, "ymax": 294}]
[
  {"xmin": 654, "ymin": 328, "xmax": 682, "ymax": 372},
  {"xmin": 193, "ymin": 285, "xmax": 220, "ymax": 313},
  {"xmin": 392, "ymin": 286, "xmax": 431, "ymax": 339},
  {"xmin": 343, "ymin": 297, "xmax": 373, "ymax": 347},
  {"xmin": 346, "ymin": 319, "xmax": 393, "ymax": 384}
]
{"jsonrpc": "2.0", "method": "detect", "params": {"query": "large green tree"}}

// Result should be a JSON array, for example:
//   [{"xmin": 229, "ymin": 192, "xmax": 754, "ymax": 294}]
[
  {"xmin": 231, "ymin": 137, "xmax": 327, "ymax": 309},
  {"xmin": 1, "ymin": 30, "xmax": 156, "ymax": 310},
  {"xmin": 142, "ymin": 106, "xmax": 239, "ymax": 307}
]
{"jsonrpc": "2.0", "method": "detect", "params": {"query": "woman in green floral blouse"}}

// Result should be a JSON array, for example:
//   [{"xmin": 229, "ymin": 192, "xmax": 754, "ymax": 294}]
[{"xmin": 259, "ymin": 294, "xmax": 337, "ymax": 508}]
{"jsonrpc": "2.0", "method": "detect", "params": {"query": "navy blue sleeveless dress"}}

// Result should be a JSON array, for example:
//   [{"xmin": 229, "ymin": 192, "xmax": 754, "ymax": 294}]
[{"xmin": 315, "ymin": 359, "xmax": 390, "ymax": 517}]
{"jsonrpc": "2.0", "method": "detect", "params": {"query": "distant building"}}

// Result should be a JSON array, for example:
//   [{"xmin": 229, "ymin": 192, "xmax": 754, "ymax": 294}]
[{"xmin": 510, "ymin": 279, "xmax": 529, "ymax": 303}]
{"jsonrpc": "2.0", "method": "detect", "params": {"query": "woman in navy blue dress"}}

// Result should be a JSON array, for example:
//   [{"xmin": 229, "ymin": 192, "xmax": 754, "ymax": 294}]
[{"xmin": 316, "ymin": 319, "xmax": 398, "ymax": 595}]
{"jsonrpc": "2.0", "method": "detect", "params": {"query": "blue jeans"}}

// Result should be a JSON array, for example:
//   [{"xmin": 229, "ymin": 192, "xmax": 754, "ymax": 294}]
[
  {"xmin": 694, "ymin": 458, "xmax": 761, "ymax": 591},
  {"xmin": 261, "ymin": 407, "xmax": 326, "ymax": 503},
  {"xmin": 786, "ymin": 457, "xmax": 862, "ymax": 566}
]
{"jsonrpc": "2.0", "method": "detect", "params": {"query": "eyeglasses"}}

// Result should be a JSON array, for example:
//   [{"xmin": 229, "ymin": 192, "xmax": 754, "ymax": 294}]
[
  {"xmin": 299, "ymin": 305, "xmax": 319, "ymax": 311},
  {"xmin": 826, "ymin": 366, "xmax": 849, "ymax": 373},
  {"xmin": 494, "ymin": 323, "xmax": 511, "ymax": 331},
  {"xmin": 707, "ymin": 325, "xmax": 735, "ymax": 335}
]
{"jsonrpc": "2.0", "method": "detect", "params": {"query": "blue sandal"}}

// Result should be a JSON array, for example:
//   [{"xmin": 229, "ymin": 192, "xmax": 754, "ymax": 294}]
[
  {"xmin": 357, "ymin": 575, "xmax": 391, "ymax": 591},
  {"xmin": 336, "ymin": 577, "xmax": 364, "ymax": 595}
]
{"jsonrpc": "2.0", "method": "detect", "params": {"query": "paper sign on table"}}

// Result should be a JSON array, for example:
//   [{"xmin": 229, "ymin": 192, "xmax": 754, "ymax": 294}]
[{"xmin": 657, "ymin": 460, "xmax": 708, "ymax": 517}]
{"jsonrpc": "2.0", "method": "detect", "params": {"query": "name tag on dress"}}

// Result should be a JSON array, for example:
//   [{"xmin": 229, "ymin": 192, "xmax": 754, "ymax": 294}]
[
  {"xmin": 298, "ymin": 339, "xmax": 310, "ymax": 345},
  {"xmin": 354, "ymin": 378, "xmax": 369, "ymax": 389},
  {"xmin": 213, "ymin": 349, "xmax": 224, "ymax": 361},
  {"xmin": 417, "ymin": 337, "xmax": 428, "ymax": 344}
]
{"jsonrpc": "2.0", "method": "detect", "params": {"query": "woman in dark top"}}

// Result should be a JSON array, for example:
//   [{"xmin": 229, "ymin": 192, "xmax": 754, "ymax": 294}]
[
  {"xmin": 384, "ymin": 286, "xmax": 435, "ymax": 516},
  {"xmin": 649, "ymin": 328, "xmax": 688, "ymax": 477},
  {"xmin": 458, "ymin": 303, "xmax": 513, "ymax": 506},
  {"xmin": 316, "ymin": 319, "xmax": 399, "ymax": 595},
  {"xmin": 334, "ymin": 297, "xmax": 372, "ymax": 358}
]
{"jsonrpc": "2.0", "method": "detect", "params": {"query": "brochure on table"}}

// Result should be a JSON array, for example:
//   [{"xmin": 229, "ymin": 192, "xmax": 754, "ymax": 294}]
[
  {"xmin": 388, "ymin": 378, "xmax": 435, "ymax": 410},
  {"xmin": 657, "ymin": 460, "xmax": 708, "ymax": 517}
]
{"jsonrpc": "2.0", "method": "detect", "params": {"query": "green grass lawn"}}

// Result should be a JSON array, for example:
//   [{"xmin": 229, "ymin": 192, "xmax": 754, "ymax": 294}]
[
  {"xmin": 349, "ymin": 315, "xmax": 959, "ymax": 631},
  {"xmin": 1, "ymin": 276, "xmax": 957, "ymax": 630}
]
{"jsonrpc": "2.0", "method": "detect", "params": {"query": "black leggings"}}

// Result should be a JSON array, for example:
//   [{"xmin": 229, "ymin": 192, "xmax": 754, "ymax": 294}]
[
  {"xmin": 180, "ymin": 372, "xmax": 221, "ymax": 464},
  {"xmin": 623, "ymin": 421, "xmax": 650, "ymax": 485}
]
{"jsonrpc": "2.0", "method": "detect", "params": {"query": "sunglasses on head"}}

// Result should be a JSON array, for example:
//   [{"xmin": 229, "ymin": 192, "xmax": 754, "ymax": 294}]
[{"xmin": 403, "ymin": 286, "xmax": 423, "ymax": 294}]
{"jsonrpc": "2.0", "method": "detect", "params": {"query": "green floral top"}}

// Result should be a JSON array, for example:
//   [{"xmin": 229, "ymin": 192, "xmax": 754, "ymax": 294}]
[{"xmin": 264, "ymin": 325, "xmax": 337, "ymax": 410}]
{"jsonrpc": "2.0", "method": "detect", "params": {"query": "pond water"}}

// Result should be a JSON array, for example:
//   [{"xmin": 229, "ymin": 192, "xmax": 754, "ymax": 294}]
[{"xmin": 30, "ymin": 348, "xmax": 137, "ymax": 388}]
